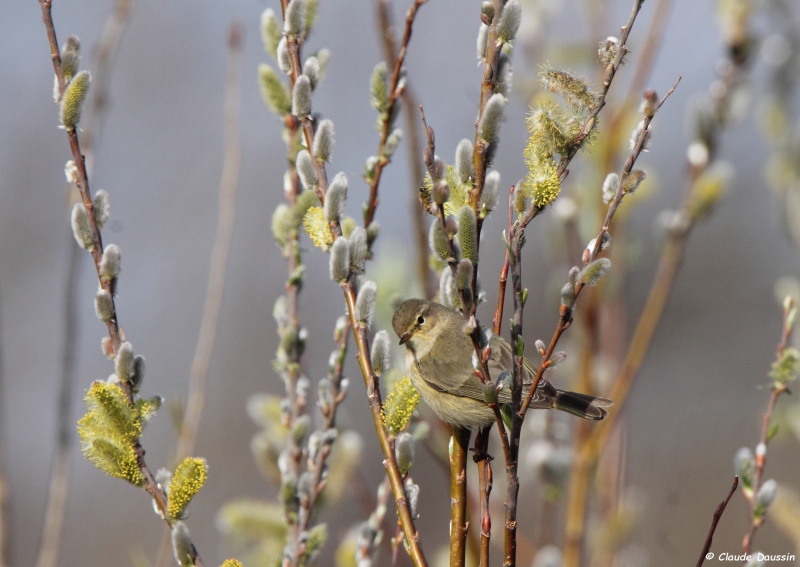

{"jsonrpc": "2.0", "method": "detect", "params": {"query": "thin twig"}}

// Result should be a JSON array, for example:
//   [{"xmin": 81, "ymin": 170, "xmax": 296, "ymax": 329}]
[
  {"xmin": 374, "ymin": 0, "xmax": 434, "ymax": 297},
  {"xmin": 175, "ymin": 20, "xmax": 243, "ymax": 463},
  {"xmin": 519, "ymin": 79, "xmax": 680, "ymax": 419},
  {"xmin": 697, "ymin": 477, "xmax": 739, "ymax": 567},
  {"xmin": 364, "ymin": 0, "xmax": 428, "ymax": 228},
  {"xmin": 742, "ymin": 301, "xmax": 795, "ymax": 553},
  {"xmin": 34, "ymin": 239, "xmax": 80, "ymax": 567},
  {"xmin": 554, "ymin": 0, "xmax": 646, "ymax": 181}
]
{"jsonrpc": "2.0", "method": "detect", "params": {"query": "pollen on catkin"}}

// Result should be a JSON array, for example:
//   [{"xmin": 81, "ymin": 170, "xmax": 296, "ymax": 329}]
[
  {"xmin": 168, "ymin": 457, "xmax": 208, "ymax": 520},
  {"xmin": 524, "ymin": 157, "xmax": 561, "ymax": 208},
  {"xmin": 538, "ymin": 64, "xmax": 596, "ymax": 111},
  {"xmin": 77, "ymin": 381, "xmax": 146, "ymax": 486},
  {"xmin": 303, "ymin": 207, "xmax": 334, "ymax": 250},
  {"xmin": 382, "ymin": 376, "xmax": 420, "ymax": 436},
  {"xmin": 60, "ymin": 71, "xmax": 91, "ymax": 130}
]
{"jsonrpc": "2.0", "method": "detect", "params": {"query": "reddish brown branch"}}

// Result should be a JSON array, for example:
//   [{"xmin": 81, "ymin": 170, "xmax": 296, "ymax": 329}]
[
  {"xmin": 697, "ymin": 477, "xmax": 739, "ymax": 567},
  {"xmin": 365, "ymin": 0, "xmax": 428, "ymax": 228}
]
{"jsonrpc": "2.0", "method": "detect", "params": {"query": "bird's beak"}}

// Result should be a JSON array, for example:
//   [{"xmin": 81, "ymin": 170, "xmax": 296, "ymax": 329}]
[{"xmin": 399, "ymin": 332, "xmax": 412, "ymax": 345}]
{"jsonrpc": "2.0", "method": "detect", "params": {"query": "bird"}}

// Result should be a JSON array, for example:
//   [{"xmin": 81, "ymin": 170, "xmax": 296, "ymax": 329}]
[{"xmin": 392, "ymin": 298, "xmax": 612, "ymax": 429}]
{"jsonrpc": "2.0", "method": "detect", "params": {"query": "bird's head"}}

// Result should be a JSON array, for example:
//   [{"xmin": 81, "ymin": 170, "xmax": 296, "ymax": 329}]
[{"xmin": 392, "ymin": 299, "xmax": 446, "ymax": 353}]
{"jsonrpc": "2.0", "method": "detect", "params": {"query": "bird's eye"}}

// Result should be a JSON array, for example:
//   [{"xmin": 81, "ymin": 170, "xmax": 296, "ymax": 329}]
[{"xmin": 416, "ymin": 316, "xmax": 425, "ymax": 325}]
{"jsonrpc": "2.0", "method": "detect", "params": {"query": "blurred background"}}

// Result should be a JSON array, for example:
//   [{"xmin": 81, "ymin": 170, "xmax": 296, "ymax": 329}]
[{"xmin": 1, "ymin": 0, "xmax": 799, "ymax": 566}]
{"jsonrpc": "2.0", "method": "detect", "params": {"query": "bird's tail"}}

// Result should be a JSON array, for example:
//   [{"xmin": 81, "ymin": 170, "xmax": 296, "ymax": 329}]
[{"xmin": 552, "ymin": 390, "xmax": 613, "ymax": 420}]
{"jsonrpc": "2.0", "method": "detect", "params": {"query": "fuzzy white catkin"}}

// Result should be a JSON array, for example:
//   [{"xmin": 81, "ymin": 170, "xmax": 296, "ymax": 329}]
[
  {"xmin": 384, "ymin": 128, "xmax": 402, "ymax": 158},
  {"xmin": 94, "ymin": 289, "xmax": 114, "ymax": 322},
  {"xmin": 296, "ymin": 150, "xmax": 318, "ymax": 189},
  {"xmin": 93, "ymin": 190, "xmax": 110, "ymax": 228},
  {"xmin": 601, "ymin": 173, "xmax": 619, "ymax": 204},
  {"xmin": 497, "ymin": 0, "xmax": 521, "ymax": 43},
  {"xmin": 303, "ymin": 56, "xmax": 320, "ymax": 90},
  {"xmin": 115, "ymin": 341, "xmax": 135, "ymax": 382},
  {"xmin": 292, "ymin": 75, "xmax": 312, "ymax": 118},
  {"xmin": 477, "ymin": 23, "xmax": 489, "ymax": 60},
  {"xmin": 370, "ymin": 330, "xmax": 391, "ymax": 377},
  {"xmin": 277, "ymin": 37, "xmax": 292, "ymax": 73},
  {"xmin": 313, "ymin": 119, "xmax": 335, "ymax": 162},
  {"xmin": 456, "ymin": 259, "xmax": 473, "ymax": 290},
  {"xmin": 324, "ymin": 173, "xmax": 347, "ymax": 222},
  {"xmin": 99, "ymin": 244, "xmax": 121, "ymax": 281},
  {"xmin": 580, "ymin": 258, "xmax": 611, "ymax": 286},
  {"xmin": 329, "ymin": 237, "xmax": 350, "ymax": 283},
  {"xmin": 355, "ymin": 280, "xmax": 377, "ymax": 326},
  {"xmin": 284, "ymin": 0, "xmax": 306, "ymax": 36},
  {"xmin": 455, "ymin": 139, "xmax": 474, "ymax": 184},
  {"xmin": 71, "ymin": 203, "xmax": 94, "ymax": 249},
  {"xmin": 478, "ymin": 94, "xmax": 505, "ymax": 143},
  {"xmin": 480, "ymin": 170, "xmax": 501, "ymax": 212},
  {"xmin": 171, "ymin": 521, "xmax": 194, "ymax": 567},
  {"xmin": 348, "ymin": 226, "xmax": 368, "ymax": 272},
  {"xmin": 395, "ymin": 432, "xmax": 415, "ymax": 475}
]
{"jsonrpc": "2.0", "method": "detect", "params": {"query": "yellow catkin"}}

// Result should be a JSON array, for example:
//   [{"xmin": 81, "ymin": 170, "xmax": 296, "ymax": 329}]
[
  {"xmin": 168, "ymin": 457, "xmax": 208, "ymax": 520},
  {"xmin": 382, "ymin": 377, "xmax": 421, "ymax": 436},
  {"xmin": 302, "ymin": 206, "xmax": 334, "ymax": 250}
]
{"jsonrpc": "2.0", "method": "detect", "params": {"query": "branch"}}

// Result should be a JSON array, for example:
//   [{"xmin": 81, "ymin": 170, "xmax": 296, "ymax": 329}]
[
  {"xmin": 38, "ymin": 2, "xmax": 203, "ymax": 564},
  {"xmin": 175, "ymin": 19, "xmax": 243, "ymax": 463},
  {"xmin": 742, "ymin": 299, "xmax": 795, "ymax": 554},
  {"xmin": 450, "ymin": 427, "xmax": 471, "ymax": 567},
  {"xmin": 342, "ymin": 282, "xmax": 428, "ymax": 567},
  {"xmin": 554, "ymin": 0, "xmax": 646, "ymax": 181},
  {"xmin": 697, "ymin": 477, "xmax": 738, "ymax": 567},
  {"xmin": 519, "ymin": 79, "xmax": 680, "ymax": 419},
  {"xmin": 374, "ymin": 0, "xmax": 434, "ymax": 297},
  {"xmin": 364, "ymin": 0, "xmax": 428, "ymax": 228}
]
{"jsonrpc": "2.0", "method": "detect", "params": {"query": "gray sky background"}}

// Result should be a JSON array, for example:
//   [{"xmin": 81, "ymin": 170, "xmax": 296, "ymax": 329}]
[{"xmin": 1, "ymin": 0, "xmax": 799, "ymax": 566}]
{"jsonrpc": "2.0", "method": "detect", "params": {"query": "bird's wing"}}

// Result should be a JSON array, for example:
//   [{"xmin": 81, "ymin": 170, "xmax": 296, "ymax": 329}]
[
  {"xmin": 414, "ymin": 332, "xmax": 557, "ymax": 408},
  {"xmin": 487, "ymin": 334, "xmax": 558, "ymax": 408}
]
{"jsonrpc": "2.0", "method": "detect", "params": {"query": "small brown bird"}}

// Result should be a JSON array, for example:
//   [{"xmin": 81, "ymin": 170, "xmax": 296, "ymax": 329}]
[{"xmin": 392, "ymin": 299, "xmax": 612, "ymax": 429}]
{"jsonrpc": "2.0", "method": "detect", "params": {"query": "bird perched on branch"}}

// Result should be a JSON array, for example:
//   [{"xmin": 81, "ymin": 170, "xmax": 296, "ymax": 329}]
[{"xmin": 392, "ymin": 299, "xmax": 612, "ymax": 429}]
